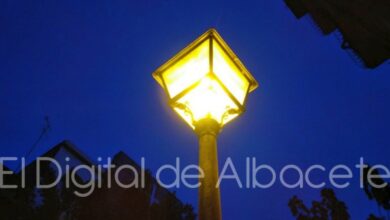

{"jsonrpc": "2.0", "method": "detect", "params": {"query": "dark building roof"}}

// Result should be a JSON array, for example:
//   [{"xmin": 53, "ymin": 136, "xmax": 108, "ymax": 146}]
[
  {"xmin": 22, "ymin": 140, "xmax": 93, "ymax": 171},
  {"xmin": 112, "ymin": 151, "xmax": 141, "ymax": 169},
  {"xmin": 111, "ymin": 151, "xmax": 174, "ymax": 205},
  {"xmin": 20, "ymin": 140, "xmax": 96, "ymax": 185},
  {"xmin": 284, "ymin": 0, "xmax": 390, "ymax": 68},
  {"xmin": 3, "ymin": 141, "xmax": 196, "ymax": 219},
  {"xmin": 41, "ymin": 140, "xmax": 94, "ymax": 166},
  {"xmin": 20, "ymin": 140, "xmax": 181, "ymax": 206}
]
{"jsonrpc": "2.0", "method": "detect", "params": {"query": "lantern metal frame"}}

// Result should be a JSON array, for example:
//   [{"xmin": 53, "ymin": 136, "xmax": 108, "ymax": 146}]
[{"xmin": 153, "ymin": 29, "xmax": 258, "ymax": 127}]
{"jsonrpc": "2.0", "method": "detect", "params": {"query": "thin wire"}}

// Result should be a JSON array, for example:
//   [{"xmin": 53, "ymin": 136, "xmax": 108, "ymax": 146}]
[{"xmin": 16, "ymin": 116, "xmax": 51, "ymax": 172}]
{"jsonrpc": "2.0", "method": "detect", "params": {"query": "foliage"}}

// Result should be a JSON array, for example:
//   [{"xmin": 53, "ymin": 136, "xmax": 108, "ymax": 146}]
[{"xmin": 288, "ymin": 188, "xmax": 350, "ymax": 220}]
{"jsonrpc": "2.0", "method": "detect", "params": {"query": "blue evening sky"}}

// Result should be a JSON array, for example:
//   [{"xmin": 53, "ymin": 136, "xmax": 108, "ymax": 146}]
[{"xmin": 1, "ymin": 0, "xmax": 389, "ymax": 219}]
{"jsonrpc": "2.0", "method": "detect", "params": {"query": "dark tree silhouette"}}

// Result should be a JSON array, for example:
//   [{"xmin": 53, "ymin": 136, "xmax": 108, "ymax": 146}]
[
  {"xmin": 368, "ymin": 214, "xmax": 385, "ymax": 220},
  {"xmin": 363, "ymin": 165, "xmax": 390, "ymax": 219},
  {"xmin": 288, "ymin": 188, "xmax": 350, "ymax": 220}
]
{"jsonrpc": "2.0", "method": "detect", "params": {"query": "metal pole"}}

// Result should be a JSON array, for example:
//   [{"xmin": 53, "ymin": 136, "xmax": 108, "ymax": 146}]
[{"xmin": 195, "ymin": 118, "xmax": 222, "ymax": 220}]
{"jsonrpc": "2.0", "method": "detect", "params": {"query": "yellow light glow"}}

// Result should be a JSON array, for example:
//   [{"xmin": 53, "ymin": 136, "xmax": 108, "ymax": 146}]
[
  {"xmin": 162, "ymin": 40, "xmax": 209, "ymax": 98},
  {"xmin": 213, "ymin": 40, "xmax": 250, "ymax": 104},
  {"xmin": 173, "ymin": 74, "xmax": 240, "ymax": 128},
  {"xmin": 153, "ymin": 29, "xmax": 258, "ymax": 129}
]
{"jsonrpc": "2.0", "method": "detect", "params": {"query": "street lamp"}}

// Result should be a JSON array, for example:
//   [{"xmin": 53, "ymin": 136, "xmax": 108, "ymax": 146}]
[{"xmin": 153, "ymin": 29, "xmax": 258, "ymax": 220}]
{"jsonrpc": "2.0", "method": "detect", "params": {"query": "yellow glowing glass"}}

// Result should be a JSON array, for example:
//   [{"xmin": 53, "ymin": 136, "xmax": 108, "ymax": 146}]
[
  {"xmin": 162, "ymin": 40, "xmax": 210, "ymax": 98},
  {"xmin": 153, "ymin": 29, "xmax": 258, "ymax": 129},
  {"xmin": 213, "ymin": 40, "xmax": 250, "ymax": 105}
]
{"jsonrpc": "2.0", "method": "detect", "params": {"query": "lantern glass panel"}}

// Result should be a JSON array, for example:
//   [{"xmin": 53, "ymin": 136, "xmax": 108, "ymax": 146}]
[
  {"xmin": 212, "ymin": 40, "xmax": 250, "ymax": 105},
  {"xmin": 162, "ymin": 40, "xmax": 210, "ymax": 99}
]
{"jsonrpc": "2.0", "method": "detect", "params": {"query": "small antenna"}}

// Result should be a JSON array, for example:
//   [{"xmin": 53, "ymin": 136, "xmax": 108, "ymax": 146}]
[{"xmin": 17, "ymin": 116, "xmax": 51, "ymax": 172}]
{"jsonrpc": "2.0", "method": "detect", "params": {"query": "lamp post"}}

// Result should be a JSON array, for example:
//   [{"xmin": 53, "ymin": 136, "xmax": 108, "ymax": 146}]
[{"xmin": 153, "ymin": 29, "xmax": 258, "ymax": 220}]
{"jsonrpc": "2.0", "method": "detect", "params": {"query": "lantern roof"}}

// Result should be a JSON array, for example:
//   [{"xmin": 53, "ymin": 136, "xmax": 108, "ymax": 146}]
[{"xmin": 153, "ymin": 29, "xmax": 258, "ymax": 93}]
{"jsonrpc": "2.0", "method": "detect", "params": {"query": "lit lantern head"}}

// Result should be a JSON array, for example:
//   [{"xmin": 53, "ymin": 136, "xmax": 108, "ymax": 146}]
[{"xmin": 153, "ymin": 29, "xmax": 258, "ymax": 129}]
